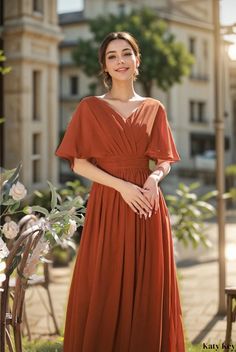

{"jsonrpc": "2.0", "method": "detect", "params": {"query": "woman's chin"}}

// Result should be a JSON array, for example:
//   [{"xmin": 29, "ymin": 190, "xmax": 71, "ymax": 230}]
[{"xmin": 112, "ymin": 75, "xmax": 134, "ymax": 83}]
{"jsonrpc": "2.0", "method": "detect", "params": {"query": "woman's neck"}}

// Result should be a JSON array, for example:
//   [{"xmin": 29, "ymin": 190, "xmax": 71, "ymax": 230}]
[{"xmin": 106, "ymin": 81, "xmax": 138, "ymax": 102}]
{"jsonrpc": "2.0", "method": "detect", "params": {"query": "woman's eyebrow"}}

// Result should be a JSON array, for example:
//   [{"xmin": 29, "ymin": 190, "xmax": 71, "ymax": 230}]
[{"xmin": 106, "ymin": 48, "xmax": 132, "ymax": 55}]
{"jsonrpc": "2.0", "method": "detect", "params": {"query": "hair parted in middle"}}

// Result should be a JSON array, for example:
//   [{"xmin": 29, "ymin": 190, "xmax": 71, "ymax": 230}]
[{"xmin": 98, "ymin": 31, "xmax": 141, "ymax": 90}]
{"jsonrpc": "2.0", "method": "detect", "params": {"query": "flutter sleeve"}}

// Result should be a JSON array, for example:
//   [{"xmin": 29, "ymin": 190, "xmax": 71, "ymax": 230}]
[
  {"xmin": 55, "ymin": 99, "xmax": 93, "ymax": 170},
  {"xmin": 146, "ymin": 103, "xmax": 181, "ymax": 164}
]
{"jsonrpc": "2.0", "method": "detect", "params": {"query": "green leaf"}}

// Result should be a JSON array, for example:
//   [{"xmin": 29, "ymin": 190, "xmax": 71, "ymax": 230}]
[
  {"xmin": 48, "ymin": 210, "xmax": 69, "ymax": 220},
  {"xmin": 70, "ymin": 214, "xmax": 85, "ymax": 224},
  {"xmin": 188, "ymin": 205, "xmax": 201, "ymax": 217},
  {"xmin": 33, "ymin": 190, "xmax": 44, "ymax": 198},
  {"xmin": 47, "ymin": 180, "xmax": 58, "ymax": 209},
  {"xmin": 178, "ymin": 183, "xmax": 189, "ymax": 193},
  {"xmin": 185, "ymin": 193, "xmax": 197, "ymax": 201},
  {"xmin": 195, "ymin": 201, "xmax": 215, "ymax": 213},
  {"xmin": 165, "ymin": 195, "xmax": 178, "ymax": 202},
  {"xmin": 188, "ymin": 182, "xmax": 201, "ymax": 191},
  {"xmin": 222, "ymin": 192, "xmax": 233, "ymax": 200},
  {"xmin": 5, "ymin": 163, "xmax": 22, "ymax": 187},
  {"xmin": 176, "ymin": 189, "xmax": 184, "ymax": 197},
  {"xmin": 8, "ymin": 201, "xmax": 21, "ymax": 212},
  {"xmin": 30, "ymin": 206, "xmax": 49, "ymax": 216},
  {"xmin": 2, "ymin": 198, "xmax": 16, "ymax": 206},
  {"xmin": 200, "ymin": 190, "xmax": 218, "ymax": 201}
]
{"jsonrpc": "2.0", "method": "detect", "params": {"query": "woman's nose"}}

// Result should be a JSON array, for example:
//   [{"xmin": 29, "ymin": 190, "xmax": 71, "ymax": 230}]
[{"xmin": 117, "ymin": 56, "xmax": 125, "ymax": 64}]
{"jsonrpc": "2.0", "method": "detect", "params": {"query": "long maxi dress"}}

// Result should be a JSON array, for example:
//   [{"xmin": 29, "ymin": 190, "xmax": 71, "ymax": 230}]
[{"xmin": 55, "ymin": 96, "xmax": 186, "ymax": 352}]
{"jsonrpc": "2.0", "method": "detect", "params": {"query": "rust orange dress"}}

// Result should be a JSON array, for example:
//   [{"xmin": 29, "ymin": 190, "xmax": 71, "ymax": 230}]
[{"xmin": 55, "ymin": 96, "xmax": 185, "ymax": 352}]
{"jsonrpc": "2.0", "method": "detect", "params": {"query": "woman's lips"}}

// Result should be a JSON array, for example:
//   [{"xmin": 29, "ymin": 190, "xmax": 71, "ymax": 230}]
[{"xmin": 116, "ymin": 68, "xmax": 129, "ymax": 72}]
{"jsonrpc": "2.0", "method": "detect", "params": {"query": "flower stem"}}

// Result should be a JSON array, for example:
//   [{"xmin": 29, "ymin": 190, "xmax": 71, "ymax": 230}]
[{"xmin": 0, "ymin": 210, "xmax": 25, "ymax": 219}]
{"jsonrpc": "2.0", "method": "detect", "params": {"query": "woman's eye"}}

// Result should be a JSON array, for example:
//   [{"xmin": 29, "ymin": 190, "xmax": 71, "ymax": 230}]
[{"xmin": 107, "ymin": 52, "xmax": 132, "ymax": 59}]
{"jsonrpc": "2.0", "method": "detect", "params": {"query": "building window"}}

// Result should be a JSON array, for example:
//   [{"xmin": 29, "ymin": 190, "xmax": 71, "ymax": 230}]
[
  {"xmin": 33, "ymin": 0, "xmax": 43, "ymax": 13},
  {"xmin": 70, "ymin": 76, "xmax": 79, "ymax": 96},
  {"xmin": 189, "ymin": 37, "xmax": 196, "ymax": 55},
  {"xmin": 189, "ymin": 36, "xmax": 200, "ymax": 78},
  {"xmin": 189, "ymin": 100, "xmax": 207, "ymax": 123},
  {"xmin": 190, "ymin": 133, "xmax": 230, "ymax": 157},
  {"xmin": 32, "ymin": 133, "xmax": 41, "ymax": 183},
  {"xmin": 190, "ymin": 133, "xmax": 215, "ymax": 157},
  {"xmin": 33, "ymin": 133, "xmax": 40, "ymax": 155},
  {"xmin": 32, "ymin": 71, "xmax": 41, "ymax": 120},
  {"xmin": 32, "ymin": 160, "xmax": 41, "ymax": 183}
]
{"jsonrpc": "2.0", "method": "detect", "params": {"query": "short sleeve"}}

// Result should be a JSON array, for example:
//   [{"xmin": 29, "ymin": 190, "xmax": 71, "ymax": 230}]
[
  {"xmin": 146, "ymin": 104, "xmax": 181, "ymax": 164},
  {"xmin": 55, "ymin": 99, "xmax": 93, "ymax": 170}
]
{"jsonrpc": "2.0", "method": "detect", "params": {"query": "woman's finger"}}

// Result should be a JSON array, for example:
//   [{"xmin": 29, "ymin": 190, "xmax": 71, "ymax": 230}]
[
  {"xmin": 136, "ymin": 194, "xmax": 152, "ymax": 210},
  {"xmin": 138, "ymin": 192, "xmax": 153, "ymax": 209},
  {"xmin": 128, "ymin": 202, "xmax": 139, "ymax": 214}
]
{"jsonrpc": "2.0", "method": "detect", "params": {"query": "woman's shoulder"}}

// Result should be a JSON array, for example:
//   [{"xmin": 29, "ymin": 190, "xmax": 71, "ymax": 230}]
[
  {"xmin": 144, "ymin": 97, "xmax": 165, "ymax": 113},
  {"xmin": 72, "ymin": 96, "xmax": 97, "ymax": 113},
  {"xmin": 78, "ymin": 95, "xmax": 94, "ymax": 105}
]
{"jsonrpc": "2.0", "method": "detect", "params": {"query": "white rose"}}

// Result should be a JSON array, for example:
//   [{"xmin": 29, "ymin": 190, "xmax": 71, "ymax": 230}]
[
  {"xmin": 0, "ymin": 238, "xmax": 9, "ymax": 259},
  {"xmin": 9, "ymin": 181, "xmax": 27, "ymax": 201},
  {"xmin": 67, "ymin": 219, "xmax": 77, "ymax": 237},
  {"xmin": 2, "ymin": 221, "xmax": 19, "ymax": 239}
]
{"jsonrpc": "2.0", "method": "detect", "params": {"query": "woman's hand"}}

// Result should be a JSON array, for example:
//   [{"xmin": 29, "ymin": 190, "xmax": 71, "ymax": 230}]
[
  {"xmin": 117, "ymin": 181, "xmax": 153, "ymax": 217},
  {"xmin": 142, "ymin": 175, "xmax": 160, "ymax": 216}
]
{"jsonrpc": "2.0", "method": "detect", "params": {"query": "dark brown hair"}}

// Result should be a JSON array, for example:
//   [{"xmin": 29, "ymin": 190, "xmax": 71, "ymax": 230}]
[{"xmin": 98, "ymin": 31, "xmax": 141, "ymax": 90}]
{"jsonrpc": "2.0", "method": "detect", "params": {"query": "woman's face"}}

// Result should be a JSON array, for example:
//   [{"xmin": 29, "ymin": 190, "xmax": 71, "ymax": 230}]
[{"xmin": 104, "ymin": 39, "xmax": 139, "ymax": 83}]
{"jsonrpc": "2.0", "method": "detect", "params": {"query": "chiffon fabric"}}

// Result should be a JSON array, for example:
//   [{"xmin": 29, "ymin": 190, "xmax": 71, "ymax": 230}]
[{"xmin": 55, "ymin": 96, "xmax": 185, "ymax": 352}]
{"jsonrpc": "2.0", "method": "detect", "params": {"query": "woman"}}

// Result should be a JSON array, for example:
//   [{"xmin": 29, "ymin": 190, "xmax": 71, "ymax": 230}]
[{"xmin": 55, "ymin": 31, "xmax": 185, "ymax": 352}]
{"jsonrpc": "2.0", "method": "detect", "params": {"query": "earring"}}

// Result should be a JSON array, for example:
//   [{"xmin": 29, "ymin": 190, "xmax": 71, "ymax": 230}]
[{"xmin": 134, "ymin": 67, "xmax": 139, "ymax": 77}]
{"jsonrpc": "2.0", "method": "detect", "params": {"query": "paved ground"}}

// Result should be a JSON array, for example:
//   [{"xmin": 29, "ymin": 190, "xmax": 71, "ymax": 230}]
[
  {"xmin": 24, "ymin": 212, "xmax": 236, "ymax": 347},
  {"xmin": 177, "ymin": 216, "xmax": 236, "ymax": 345}
]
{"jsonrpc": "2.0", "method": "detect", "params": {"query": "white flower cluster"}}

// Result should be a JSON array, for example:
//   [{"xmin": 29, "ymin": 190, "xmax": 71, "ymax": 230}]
[
  {"xmin": 0, "ymin": 237, "xmax": 9, "ymax": 259},
  {"xmin": 0, "ymin": 238, "xmax": 9, "ymax": 289},
  {"xmin": 9, "ymin": 181, "xmax": 27, "ymax": 201},
  {"xmin": 23, "ymin": 238, "xmax": 49, "ymax": 278}
]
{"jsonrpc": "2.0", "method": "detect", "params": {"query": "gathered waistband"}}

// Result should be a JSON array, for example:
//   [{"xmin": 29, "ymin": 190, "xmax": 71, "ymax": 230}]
[{"xmin": 95, "ymin": 156, "xmax": 149, "ymax": 169}]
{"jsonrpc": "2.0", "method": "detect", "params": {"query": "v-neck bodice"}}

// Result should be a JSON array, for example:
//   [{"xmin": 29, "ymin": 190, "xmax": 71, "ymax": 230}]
[
  {"xmin": 55, "ymin": 96, "xmax": 181, "ymax": 170},
  {"xmin": 93, "ymin": 96, "xmax": 150, "ymax": 122}
]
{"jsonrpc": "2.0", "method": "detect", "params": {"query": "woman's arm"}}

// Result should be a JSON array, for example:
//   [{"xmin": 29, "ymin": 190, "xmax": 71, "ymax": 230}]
[
  {"xmin": 150, "ymin": 160, "xmax": 171, "ymax": 183},
  {"xmin": 73, "ymin": 158, "xmax": 152, "ymax": 216},
  {"xmin": 73, "ymin": 158, "xmax": 123, "ymax": 191},
  {"xmin": 142, "ymin": 160, "xmax": 171, "ymax": 217}
]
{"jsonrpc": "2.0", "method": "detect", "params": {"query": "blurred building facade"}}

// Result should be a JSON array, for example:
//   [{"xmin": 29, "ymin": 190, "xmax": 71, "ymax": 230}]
[
  {"xmin": 0, "ymin": 0, "xmax": 62, "ymax": 189},
  {"xmin": 59, "ymin": 0, "xmax": 235, "ymax": 178}
]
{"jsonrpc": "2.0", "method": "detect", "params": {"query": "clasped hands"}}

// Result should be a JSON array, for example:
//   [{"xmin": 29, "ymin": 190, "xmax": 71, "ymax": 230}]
[{"xmin": 119, "ymin": 174, "xmax": 161, "ymax": 219}]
